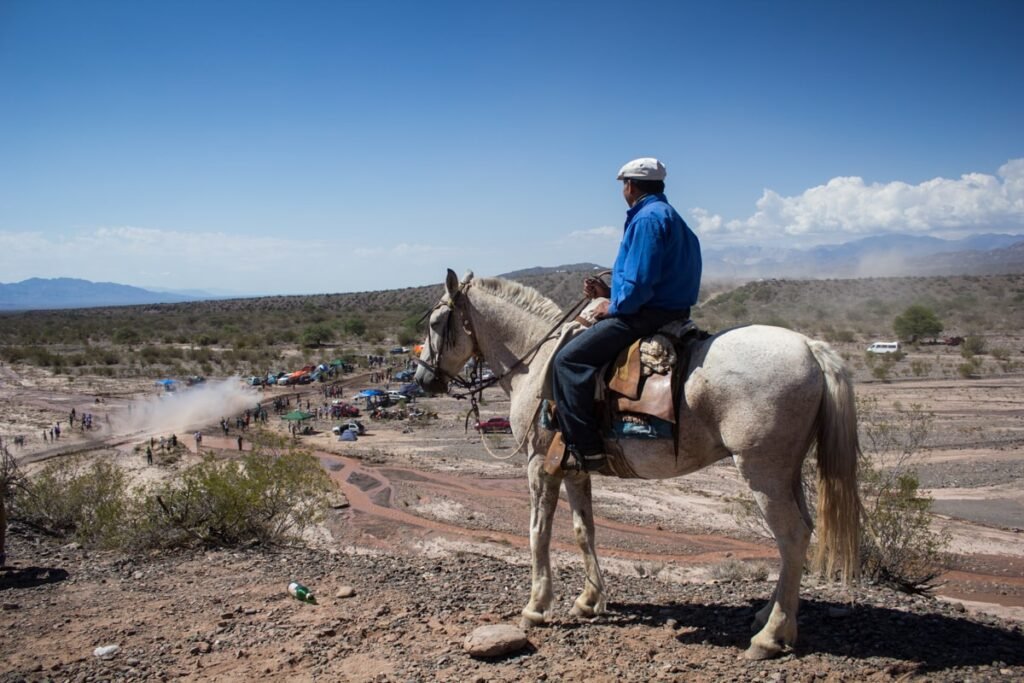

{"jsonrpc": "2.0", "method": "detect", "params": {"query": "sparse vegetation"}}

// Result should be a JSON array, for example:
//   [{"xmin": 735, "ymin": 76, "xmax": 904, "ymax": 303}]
[
  {"xmin": 857, "ymin": 398, "xmax": 949, "ymax": 593},
  {"xmin": 961, "ymin": 334, "xmax": 987, "ymax": 357},
  {"xmin": 9, "ymin": 434, "xmax": 335, "ymax": 550}
]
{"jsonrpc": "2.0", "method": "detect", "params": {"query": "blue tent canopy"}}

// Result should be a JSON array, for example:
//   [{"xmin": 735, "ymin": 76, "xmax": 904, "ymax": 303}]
[
  {"xmin": 355, "ymin": 389, "xmax": 385, "ymax": 398},
  {"xmin": 155, "ymin": 379, "xmax": 178, "ymax": 386}
]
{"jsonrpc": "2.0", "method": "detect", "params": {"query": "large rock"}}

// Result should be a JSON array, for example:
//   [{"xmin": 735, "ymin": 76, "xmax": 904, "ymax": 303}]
[{"xmin": 463, "ymin": 624, "xmax": 529, "ymax": 658}]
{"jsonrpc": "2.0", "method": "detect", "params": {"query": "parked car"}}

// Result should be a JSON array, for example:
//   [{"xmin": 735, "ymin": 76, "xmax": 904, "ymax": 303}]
[
  {"xmin": 394, "ymin": 369, "xmax": 416, "ymax": 381},
  {"xmin": 387, "ymin": 390, "xmax": 407, "ymax": 403},
  {"xmin": 389, "ymin": 346, "xmax": 407, "ymax": 354},
  {"xmin": 246, "ymin": 376, "xmax": 263, "ymax": 386},
  {"xmin": 332, "ymin": 420, "xmax": 366, "ymax": 436},
  {"xmin": 866, "ymin": 341, "xmax": 901, "ymax": 354},
  {"xmin": 474, "ymin": 416, "xmax": 512, "ymax": 434},
  {"xmin": 330, "ymin": 401, "xmax": 360, "ymax": 418}
]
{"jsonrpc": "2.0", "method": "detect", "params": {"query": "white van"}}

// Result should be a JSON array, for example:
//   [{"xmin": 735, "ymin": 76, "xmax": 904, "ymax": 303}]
[{"xmin": 866, "ymin": 341, "xmax": 901, "ymax": 354}]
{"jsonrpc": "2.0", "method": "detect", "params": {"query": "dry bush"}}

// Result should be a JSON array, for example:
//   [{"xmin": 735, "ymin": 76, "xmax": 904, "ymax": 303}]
[
  {"xmin": 858, "ymin": 397, "xmax": 949, "ymax": 593},
  {"xmin": 10, "ymin": 434, "xmax": 334, "ymax": 551}
]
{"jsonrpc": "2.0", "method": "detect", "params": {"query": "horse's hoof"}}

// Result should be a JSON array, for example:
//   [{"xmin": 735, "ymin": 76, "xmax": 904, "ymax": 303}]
[
  {"xmin": 742, "ymin": 641, "xmax": 782, "ymax": 661},
  {"xmin": 569, "ymin": 600, "xmax": 598, "ymax": 620},
  {"xmin": 520, "ymin": 609, "xmax": 546, "ymax": 629}
]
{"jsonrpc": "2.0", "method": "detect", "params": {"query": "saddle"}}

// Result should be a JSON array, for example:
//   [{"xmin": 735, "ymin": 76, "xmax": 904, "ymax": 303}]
[{"xmin": 606, "ymin": 319, "xmax": 700, "ymax": 428}]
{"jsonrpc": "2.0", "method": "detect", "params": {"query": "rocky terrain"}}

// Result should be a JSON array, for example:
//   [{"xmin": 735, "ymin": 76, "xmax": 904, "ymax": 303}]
[{"xmin": 2, "ymin": 353, "xmax": 1024, "ymax": 680}]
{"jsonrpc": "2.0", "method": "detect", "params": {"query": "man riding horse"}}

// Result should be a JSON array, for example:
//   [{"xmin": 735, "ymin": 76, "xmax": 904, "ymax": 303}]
[{"xmin": 552, "ymin": 157, "xmax": 702, "ymax": 473}]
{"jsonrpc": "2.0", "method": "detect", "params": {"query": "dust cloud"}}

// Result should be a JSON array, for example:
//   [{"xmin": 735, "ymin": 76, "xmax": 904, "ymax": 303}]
[
  {"xmin": 853, "ymin": 250, "xmax": 911, "ymax": 278},
  {"xmin": 117, "ymin": 379, "xmax": 257, "ymax": 438}
]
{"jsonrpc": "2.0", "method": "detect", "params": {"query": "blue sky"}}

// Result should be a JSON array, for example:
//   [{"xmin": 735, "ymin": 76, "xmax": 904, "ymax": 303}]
[{"xmin": 1, "ymin": 0, "xmax": 1022, "ymax": 295}]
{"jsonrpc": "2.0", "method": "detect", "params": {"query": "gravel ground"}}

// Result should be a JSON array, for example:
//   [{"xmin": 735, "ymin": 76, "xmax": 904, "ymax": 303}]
[{"xmin": 2, "ymin": 522, "xmax": 1023, "ymax": 683}]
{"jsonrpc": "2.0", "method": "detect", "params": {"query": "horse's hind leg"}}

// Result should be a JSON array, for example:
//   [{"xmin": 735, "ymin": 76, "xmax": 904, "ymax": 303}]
[
  {"xmin": 562, "ymin": 472, "xmax": 606, "ymax": 619},
  {"xmin": 520, "ymin": 454, "xmax": 563, "ymax": 628},
  {"xmin": 735, "ymin": 455, "xmax": 811, "ymax": 660}
]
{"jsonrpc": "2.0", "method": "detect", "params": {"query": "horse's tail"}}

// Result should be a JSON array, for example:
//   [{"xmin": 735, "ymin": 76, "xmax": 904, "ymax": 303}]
[{"xmin": 806, "ymin": 340, "xmax": 861, "ymax": 583}]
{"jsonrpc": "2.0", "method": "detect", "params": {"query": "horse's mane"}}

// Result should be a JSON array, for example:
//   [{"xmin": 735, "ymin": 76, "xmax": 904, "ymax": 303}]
[{"xmin": 473, "ymin": 277, "xmax": 564, "ymax": 323}]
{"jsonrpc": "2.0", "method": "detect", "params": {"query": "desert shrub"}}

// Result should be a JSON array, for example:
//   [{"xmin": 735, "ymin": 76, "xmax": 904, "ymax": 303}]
[
  {"xmin": 133, "ymin": 436, "xmax": 333, "ymax": 548},
  {"xmin": 910, "ymin": 360, "xmax": 931, "ymax": 377},
  {"xmin": 97, "ymin": 348, "xmax": 121, "ymax": 365},
  {"xmin": 139, "ymin": 345, "xmax": 163, "ymax": 364},
  {"xmin": 343, "ymin": 317, "xmax": 367, "ymax": 337},
  {"xmin": 113, "ymin": 328, "xmax": 141, "ymax": 345},
  {"xmin": 990, "ymin": 346, "xmax": 1011, "ymax": 362},
  {"xmin": 825, "ymin": 329, "xmax": 856, "ymax": 344},
  {"xmin": 10, "ymin": 456, "xmax": 130, "ymax": 548},
  {"xmin": 958, "ymin": 356, "xmax": 983, "ymax": 378},
  {"xmin": 11, "ymin": 436, "xmax": 334, "ymax": 551},
  {"xmin": 858, "ymin": 398, "xmax": 948, "ymax": 593},
  {"xmin": 961, "ymin": 335, "xmax": 986, "ymax": 358}
]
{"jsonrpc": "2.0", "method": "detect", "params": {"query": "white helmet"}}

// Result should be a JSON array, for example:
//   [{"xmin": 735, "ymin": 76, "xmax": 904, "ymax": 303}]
[{"xmin": 616, "ymin": 157, "xmax": 667, "ymax": 181}]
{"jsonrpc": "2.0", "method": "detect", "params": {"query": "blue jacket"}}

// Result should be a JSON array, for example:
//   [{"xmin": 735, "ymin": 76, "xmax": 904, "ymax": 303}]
[{"xmin": 608, "ymin": 193, "xmax": 702, "ymax": 316}]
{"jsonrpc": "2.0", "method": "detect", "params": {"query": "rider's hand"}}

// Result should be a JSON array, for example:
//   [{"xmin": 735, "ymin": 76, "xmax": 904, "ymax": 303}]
[
  {"xmin": 590, "ymin": 299, "xmax": 611, "ymax": 321},
  {"xmin": 583, "ymin": 277, "xmax": 611, "ymax": 299}
]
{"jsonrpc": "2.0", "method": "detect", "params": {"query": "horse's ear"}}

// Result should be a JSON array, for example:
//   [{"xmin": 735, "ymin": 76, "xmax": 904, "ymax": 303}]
[
  {"xmin": 445, "ymin": 269, "xmax": 459, "ymax": 299},
  {"xmin": 460, "ymin": 270, "xmax": 474, "ymax": 287}
]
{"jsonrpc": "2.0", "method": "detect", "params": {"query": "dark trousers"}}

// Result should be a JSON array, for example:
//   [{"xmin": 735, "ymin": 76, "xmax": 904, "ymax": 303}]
[{"xmin": 551, "ymin": 307, "xmax": 687, "ymax": 455}]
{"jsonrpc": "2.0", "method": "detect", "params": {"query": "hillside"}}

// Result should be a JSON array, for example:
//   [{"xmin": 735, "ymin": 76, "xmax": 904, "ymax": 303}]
[{"xmin": 696, "ymin": 273, "xmax": 1024, "ymax": 339}]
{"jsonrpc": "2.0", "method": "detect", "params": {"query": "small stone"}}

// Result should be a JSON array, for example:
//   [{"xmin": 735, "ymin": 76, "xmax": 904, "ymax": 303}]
[
  {"xmin": 132, "ymin": 571, "xmax": 143, "ymax": 580},
  {"xmin": 336, "ymin": 586, "xmax": 356, "ymax": 598},
  {"xmin": 463, "ymin": 624, "xmax": 529, "ymax": 658},
  {"xmin": 94, "ymin": 645, "xmax": 120, "ymax": 659}
]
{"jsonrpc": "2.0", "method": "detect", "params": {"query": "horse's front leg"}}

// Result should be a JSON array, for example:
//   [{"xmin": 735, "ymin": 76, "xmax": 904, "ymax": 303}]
[
  {"xmin": 520, "ymin": 453, "xmax": 563, "ymax": 628},
  {"xmin": 562, "ymin": 471, "xmax": 606, "ymax": 619}
]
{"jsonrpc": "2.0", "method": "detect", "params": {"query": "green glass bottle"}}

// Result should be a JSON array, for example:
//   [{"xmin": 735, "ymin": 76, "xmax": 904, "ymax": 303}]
[{"xmin": 288, "ymin": 581, "xmax": 316, "ymax": 603}]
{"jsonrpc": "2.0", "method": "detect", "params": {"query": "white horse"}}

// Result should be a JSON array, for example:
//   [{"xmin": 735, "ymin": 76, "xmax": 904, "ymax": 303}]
[{"xmin": 415, "ymin": 269, "xmax": 860, "ymax": 660}]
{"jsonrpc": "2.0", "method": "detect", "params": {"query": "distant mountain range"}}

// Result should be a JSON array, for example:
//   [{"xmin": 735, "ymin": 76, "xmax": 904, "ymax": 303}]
[
  {"xmin": 701, "ymin": 232, "xmax": 1024, "ymax": 279},
  {"xmin": 0, "ymin": 278, "xmax": 200, "ymax": 311},
  {"xmin": 4, "ymin": 234, "xmax": 1023, "ymax": 311}
]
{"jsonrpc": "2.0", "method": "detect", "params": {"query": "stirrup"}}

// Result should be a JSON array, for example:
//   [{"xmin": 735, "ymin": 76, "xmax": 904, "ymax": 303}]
[
  {"xmin": 578, "ymin": 451, "xmax": 607, "ymax": 473},
  {"xmin": 562, "ymin": 448, "xmax": 605, "ymax": 473}
]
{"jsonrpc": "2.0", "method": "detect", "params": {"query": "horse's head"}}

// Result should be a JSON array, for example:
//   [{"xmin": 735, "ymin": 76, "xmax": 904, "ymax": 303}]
[{"xmin": 414, "ymin": 268, "xmax": 478, "ymax": 394}]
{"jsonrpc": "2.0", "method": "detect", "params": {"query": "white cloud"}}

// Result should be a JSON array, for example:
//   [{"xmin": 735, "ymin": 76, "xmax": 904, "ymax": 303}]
[
  {"xmin": 689, "ymin": 158, "xmax": 1024, "ymax": 244},
  {"xmin": 567, "ymin": 226, "xmax": 619, "ymax": 240}
]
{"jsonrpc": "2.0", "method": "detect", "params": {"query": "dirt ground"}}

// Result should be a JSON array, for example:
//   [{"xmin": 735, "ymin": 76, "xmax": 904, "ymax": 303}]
[{"xmin": 1, "ymin": 360, "xmax": 1023, "ymax": 681}]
